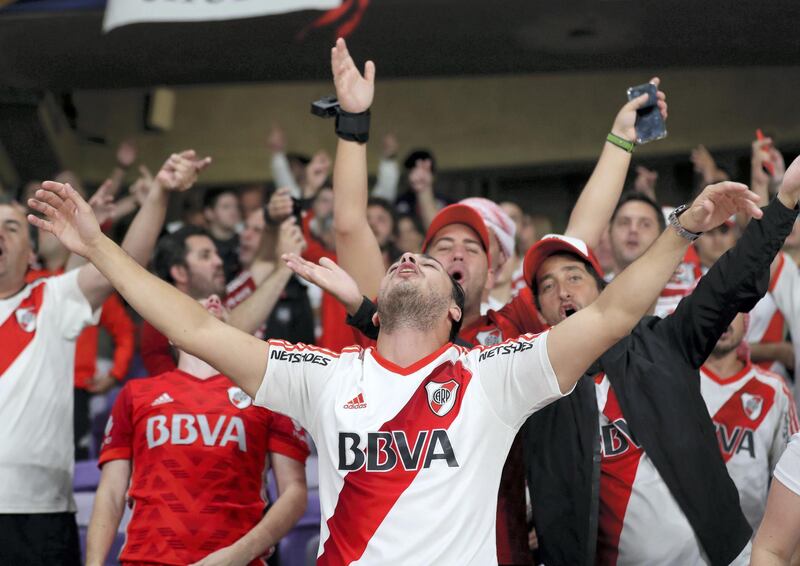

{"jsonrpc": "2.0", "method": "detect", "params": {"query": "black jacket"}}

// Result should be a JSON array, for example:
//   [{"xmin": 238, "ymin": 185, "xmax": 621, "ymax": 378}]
[{"xmin": 524, "ymin": 198, "xmax": 798, "ymax": 566}]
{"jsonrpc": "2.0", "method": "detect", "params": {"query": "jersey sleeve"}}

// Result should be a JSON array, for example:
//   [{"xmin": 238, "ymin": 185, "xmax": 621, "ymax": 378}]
[
  {"xmin": 254, "ymin": 339, "xmax": 339, "ymax": 431},
  {"xmin": 98, "ymin": 384, "xmax": 135, "ymax": 466},
  {"xmin": 774, "ymin": 433, "xmax": 800, "ymax": 497},
  {"xmin": 768, "ymin": 254, "xmax": 800, "ymax": 384},
  {"xmin": 770, "ymin": 382, "xmax": 800, "ymax": 472},
  {"xmin": 46, "ymin": 270, "xmax": 101, "ymax": 340},
  {"xmin": 467, "ymin": 330, "xmax": 568, "ymax": 430},
  {"xmin": 266, "ymin": 412, "xmax": 311, "ymax": 463}
]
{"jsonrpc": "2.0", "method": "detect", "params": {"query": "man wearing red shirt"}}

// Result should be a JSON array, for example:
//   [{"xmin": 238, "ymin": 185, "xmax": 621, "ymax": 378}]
[{"xmin": 87, "ymin": 296, "xmax": 309, "ymax": 566}]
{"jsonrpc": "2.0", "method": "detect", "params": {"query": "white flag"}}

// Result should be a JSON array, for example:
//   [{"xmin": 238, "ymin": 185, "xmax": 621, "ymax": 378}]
[{"xmin": 104, "ymin": 0, "xmax": 341, "ymax": 33}]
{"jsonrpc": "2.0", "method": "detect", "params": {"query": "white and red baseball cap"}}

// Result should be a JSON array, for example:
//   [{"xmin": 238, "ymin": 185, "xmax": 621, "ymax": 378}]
[
  {"xmin": 423, "ymin": 204, "xmax": 492, "ymax": 264},
  {"xmin": 523, "ymin": 233, "xmax": 604, "ymax": 288},
  {"xmin": 460, "ymin": 197, "xmax": 516, "ymax": 265}
]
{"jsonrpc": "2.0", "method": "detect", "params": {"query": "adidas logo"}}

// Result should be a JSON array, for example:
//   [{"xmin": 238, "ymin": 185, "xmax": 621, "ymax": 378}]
[
  {"xmin": 151, "ymin": 392, "xmax": 174, "ymax": 407},
  {"xmin": 343, "ymin": 393, "xmax": 367, "ymax": 409}
]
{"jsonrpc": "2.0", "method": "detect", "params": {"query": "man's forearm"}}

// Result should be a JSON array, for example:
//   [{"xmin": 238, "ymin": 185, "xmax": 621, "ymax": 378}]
[
  {"xmin": 86, "ymin": 472, "xmax": 128, "ymax": 566},
  {"xmin": 565, "ymin": 142, "xmax": 632, "ymax": 248},
  {"xmin": 228, "ymin": 266, "xmax": 293, "ymax": 335},
  {"xmin": 119, "ymin": 183, "xmax": 168, "ymax": 265},
  {"xmin": 332, "ymin": 138, "xmax": 384, "ymax": 298},
  {"xmin": 233, "ymin": 482, "xmax": 307, "ymax": 562}
]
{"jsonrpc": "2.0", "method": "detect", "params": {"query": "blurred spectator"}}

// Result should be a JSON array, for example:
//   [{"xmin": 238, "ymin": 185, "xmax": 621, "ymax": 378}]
[
  {"xmin": 606, "ymin": 192, "xmax": 665, "ymax": 280},
  {"xmin": 395, "ymin": 149, "xmax": 454, "ymax": 222},
  {"xmin": 203, "ymin": 187, "xmax": 242, "ymax": 282},
  {"xmin": 367, "ymin": 197, "xmax": 402, "ymax": 267},
  {"xmin": 240, "ymin": 183, "xmax": 266, "ymax": 219},
  {"xmin": 395, "ymin": 213, "xmax": 424, "ymax": 254}
]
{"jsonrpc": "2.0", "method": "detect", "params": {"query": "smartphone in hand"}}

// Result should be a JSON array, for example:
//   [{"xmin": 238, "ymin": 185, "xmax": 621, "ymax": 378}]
[{"xmin": 626, "ymin": 83, "xmax": 667, "ymax": 144}]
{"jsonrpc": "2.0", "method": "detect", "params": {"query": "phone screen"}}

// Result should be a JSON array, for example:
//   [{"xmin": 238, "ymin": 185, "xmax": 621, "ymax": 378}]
[{"xmin": 626, "ymin": 83, "xmax": 667, "ymax": 144}]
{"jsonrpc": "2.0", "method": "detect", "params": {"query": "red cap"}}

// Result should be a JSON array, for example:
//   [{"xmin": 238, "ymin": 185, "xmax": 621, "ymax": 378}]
[
  {"xmin": 423, "ymin": 204, "xmax": 492, "ymax": 264},
  {"xmin": 523, "ymin": 234, "xmax": 604, "ymax": 288}
]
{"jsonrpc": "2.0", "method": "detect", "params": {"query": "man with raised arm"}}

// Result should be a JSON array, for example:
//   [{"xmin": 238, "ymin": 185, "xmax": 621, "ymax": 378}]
[
  {"xmin": 305, "ymin": 38, "xmax": 667, "ymax": 563},
  {"xmin": 519, "ymin": 158, "xmax": 800, "ymax": 565},
  {"xmin": 28, "ymin": 151, "xmax": 758, "ymax": 564},
  {"xmin": 0, "ymin": 150, "xmax": 209, "ymax": 565}
]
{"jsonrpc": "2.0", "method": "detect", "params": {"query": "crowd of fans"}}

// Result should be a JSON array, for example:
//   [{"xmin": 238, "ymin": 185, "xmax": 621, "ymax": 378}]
[{"xmin": 2, "ymin": 41, "xmax": 800, "ymax": 566}]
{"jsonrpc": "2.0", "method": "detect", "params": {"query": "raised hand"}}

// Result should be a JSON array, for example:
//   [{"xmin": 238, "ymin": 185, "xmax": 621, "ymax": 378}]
[
  {"xmin": 382, "ymin": 133, "xmax": 399, "ymax": 159},
  {"xmin": 611, "ymin": 77, "xmax": 667, "ymax": 142},
  {"xmin": 88, "ymin": 179, "xmax": 116, "ymax": 226},
  {"xmin": 27, "ymin": 182, "xmax": 103, "ymax": 259},
  {"xmin": 267, "ymin": 124, "xmax": 287, "ymax": 153},
  {"xmin": 331, "ymin": 37, "xmax": 375, "ymax": 113},
  {"xmin": 633, "ymin": 165, "xmax": 658, "ymax": 201},
  {"xmin": 679, "ymin": 181, "xmax": 762, "ymax": 234},
  {"xmin": 129, "ymin": 165, "xmax": 153, "ymax": 206},
  {"xmin": 282, "ymin": 253, "xmax": 362, "ymax": 313},
  {"xmin": 266, "ymin": 187, "xmax": 294, "ymax": 223},
  {"xmin": 116, "ymin": 140, "xmax": 137, "ymax": 169},
  {"xmin": 303, "ymin": 151, "xmax": 332, "ymax": 196},
  {"xmin": 777, "ymin": 154, "xmax": 800, "ymax": 208},
  {"xmin": 154, "ymin": 150, "xmax": 212, "ymax": 192},
  {"xmin": 751, "ymin": 137, "xmax": 772, "ymax": 188},
  {"xmin": 276, "ymin": 218, "xmax": 307, "ymax": 257}
]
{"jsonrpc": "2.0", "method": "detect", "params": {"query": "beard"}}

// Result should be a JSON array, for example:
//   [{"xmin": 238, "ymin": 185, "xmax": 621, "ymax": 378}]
[{"xmin": 377, "ymin": 280, "xmax": 450, "ymax": 335}]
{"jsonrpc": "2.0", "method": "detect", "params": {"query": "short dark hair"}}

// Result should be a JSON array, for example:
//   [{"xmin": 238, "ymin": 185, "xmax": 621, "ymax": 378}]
[
  {"xmin": 202, "ymin": 188, "xmax": 237, "ymax": 211},
  {"xmin": 611, "ymin": 192, "xmax": 666, "ymax": 231},
  {"xmin": 531, "ymin": 252, "xmax": 606, "ymax": 312},
  {"xmin": 287, "ymin": 152, "xmax": 311, "ymax": 167},
  {"xmin": 152, "ymin": 226, "xmax": 211, "ymax": 284},
  {"xmin": 368, "ymin": 197, "xmax": 396, "ymax": 220},
  {"xmin": 403, "ymin": 149, "xmax": 437, "ymax": 173},
  {"xmin": 448, "ymin": 274, "xmax": 466, "ymax": 342},
  {"xmin": 0, "ymin": 193, "xmax": 37, "ymax": 253}
]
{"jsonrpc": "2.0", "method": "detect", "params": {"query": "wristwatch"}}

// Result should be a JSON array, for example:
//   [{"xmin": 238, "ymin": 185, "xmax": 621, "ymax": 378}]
[{"xmin": 668, "ymin": 204, "xmax": 703, "ymax": 242}]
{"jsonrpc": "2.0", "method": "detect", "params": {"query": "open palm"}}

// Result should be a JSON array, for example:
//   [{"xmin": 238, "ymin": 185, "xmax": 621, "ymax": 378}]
[
  {"xmin": 331, "ymin": 38, "xmax": 375, "ymax": 113},
  {"xmin": 27, "ymin": 181, "xmax": 102, "ymax": 259}
]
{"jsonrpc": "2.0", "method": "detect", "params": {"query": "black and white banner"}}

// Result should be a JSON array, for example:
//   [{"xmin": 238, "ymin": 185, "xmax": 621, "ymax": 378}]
[{"xmin": 103, "ymin": 0, "xmax": 341, "ymax": 32}]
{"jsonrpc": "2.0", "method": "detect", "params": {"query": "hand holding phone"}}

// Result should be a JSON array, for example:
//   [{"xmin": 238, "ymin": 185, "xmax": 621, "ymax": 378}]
[{"xmin": 626, "ymin": 83, "xmax": 668, "ymax": 144}]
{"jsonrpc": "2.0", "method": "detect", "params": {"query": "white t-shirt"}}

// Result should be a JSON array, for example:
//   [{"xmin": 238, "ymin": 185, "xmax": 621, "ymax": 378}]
[
  {"xmin": 0, "ymin": 271, "xmax": 98, "ymax": 513},
  {"xmin": 774, "ymin": 432, "xmax": 800, "ymax": 496},
  {"xmin": 255, "ymin": 331, "xmax": 565, "ymax": 565},
  {"xmin": 700, "ymin": 363, "xmax": 799, "ymax": 532}
]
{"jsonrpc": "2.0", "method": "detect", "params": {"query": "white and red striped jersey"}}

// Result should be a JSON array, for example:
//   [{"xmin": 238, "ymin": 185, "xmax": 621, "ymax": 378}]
[
  {"xmin": 761, "ymin": 253, "xmax": 800, "ymax": 401},
  {"xmin": 654, "ymin": 246, "xmax": 704, "ymax": 318},
  {"xmin": 700, "ymin": 363, "xmax": 799, "ymax": 532},
  {"xmin": 255, "ymin": 332, "xmax": 566, "ymax": 565},
  {"xmin": 594, "ymin": 374, "xmax": 708, "ymax": 566},
  {"xmin": 0, "ymin": 271, "xmax": 98, "ymax": 512},
  {"xmin": 746, "ymin": 253, "xmax": 795, "ymax": 379},
  {"xmin": 774, "ymin": 432, "xmax": 800, "ymax": 496}
]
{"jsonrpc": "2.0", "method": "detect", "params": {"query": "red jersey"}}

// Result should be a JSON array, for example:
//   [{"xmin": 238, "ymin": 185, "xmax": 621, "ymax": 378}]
[{"xmin": 99, "ymin": 370, "xmax": 310, "ymax": 565}]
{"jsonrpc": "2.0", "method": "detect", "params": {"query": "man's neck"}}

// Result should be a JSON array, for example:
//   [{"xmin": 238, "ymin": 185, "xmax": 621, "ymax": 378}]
[
  {"xmin": 209, "ymin": 224, "xmax": 235, "ymax": 241},
  {"xmin": 42, "ymin": 250, "xmax": 69, "ymax": 273},
  {"xmin": 177, "ymin": 350, "xmax": 219, "ymax": 379},
  {"xmin": 376, "ymin": 326, "xmax": 450, "ymax": 368},
  {"xmin": 0, "ymin": 272, "xmax": 28, "ymax": 300},
  {"xmin": 704, "ymin": 350, "xmax": 745, "ymax": 378},
  {"xmin": 461, "ymin": 303, "xmax": 482, "ymax": 331}
]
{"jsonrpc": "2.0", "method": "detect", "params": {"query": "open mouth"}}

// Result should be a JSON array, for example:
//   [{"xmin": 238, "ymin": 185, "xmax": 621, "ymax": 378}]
[
  {"xmin": 448, "ymin": 266, "xmax": 464, "ymax": 283},
  {"xmin": 395, "ymin": 261, "xmax": 419, "ymax": 277},
  {"xmin": 561, "ymin": 303, "xmax": 577, "ymax": 319}
]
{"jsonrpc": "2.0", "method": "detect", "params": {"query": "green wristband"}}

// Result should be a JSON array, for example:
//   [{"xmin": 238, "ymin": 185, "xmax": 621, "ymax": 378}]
[{"xmin": 606, "ymin": 132, "xmax": 635, "ymax": 153}]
